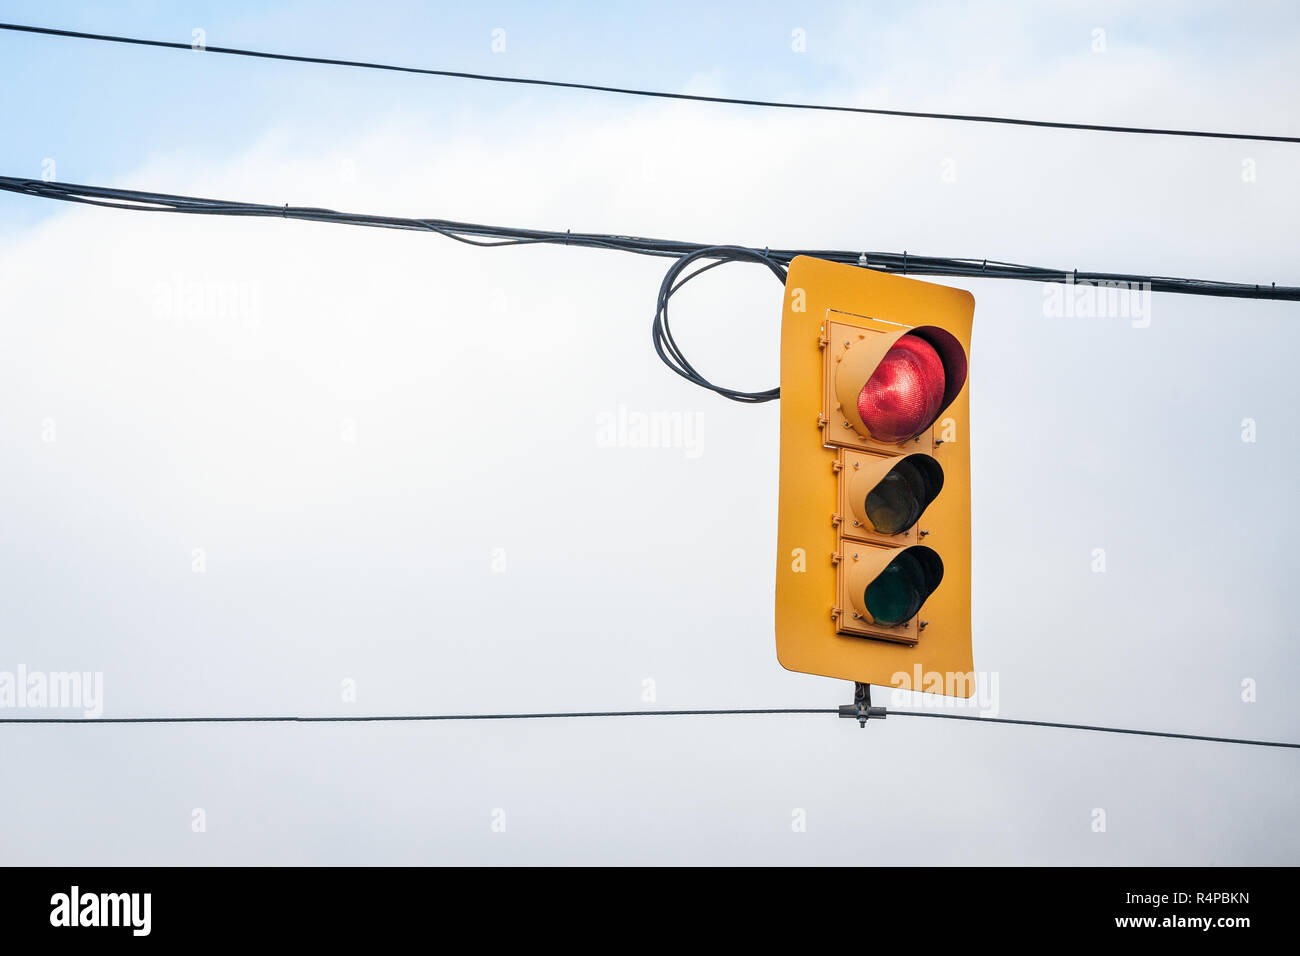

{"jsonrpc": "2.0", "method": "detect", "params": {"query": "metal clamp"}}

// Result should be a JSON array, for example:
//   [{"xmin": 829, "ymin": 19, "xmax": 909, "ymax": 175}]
[{"xmin": 838, "ymin": 682, "xmax": 887, "ymax": 728}]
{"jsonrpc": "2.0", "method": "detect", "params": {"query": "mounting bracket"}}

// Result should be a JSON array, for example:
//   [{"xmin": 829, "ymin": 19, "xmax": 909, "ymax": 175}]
[{"xmin": 838, "ymin": 682, "xmax": 887, "ymax": 728}]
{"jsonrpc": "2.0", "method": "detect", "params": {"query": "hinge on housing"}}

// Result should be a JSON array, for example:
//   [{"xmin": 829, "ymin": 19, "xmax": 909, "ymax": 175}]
[{"xmin": 838, "ymin": 682, "xmax": 887, "ymax": 728}]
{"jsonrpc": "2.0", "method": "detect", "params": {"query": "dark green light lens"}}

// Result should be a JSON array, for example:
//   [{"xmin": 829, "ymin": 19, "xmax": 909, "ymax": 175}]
[
  {"xmin": 862, "ymin": 548, "xmax": 944, "ymax": 627},
  {"xmin": 862, "ymin": 552, "xmax": 926, "ymax": 626}
]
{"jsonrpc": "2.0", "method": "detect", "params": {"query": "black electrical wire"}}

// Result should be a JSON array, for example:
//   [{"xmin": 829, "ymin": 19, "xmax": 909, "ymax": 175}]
[
  {"xmin": 0, "ymin": 709, "xmax": 833, "ymax": 723},
  {"xmin": 652, "ymin": 246, "xmax": 787, "ymax": 403},
  {"xmin": 4, "ymin": 174, "xmax": 1297, "ymax": 403},
  {"xmin": 888, "ymin": 711, "xmax": 1300, "ymax": 749},
  {"xmin": 1, "ymin": 21, "xmax": 1297, "ymax": 144},
  {"xmin": 4, "ymin": 176, "xmax": 1291, "ymax": 302},
  {"xmin": 3, "ymin": 709, "xmax": 1296, "ymax": 749},
  {"xmin": 0, "ymin": 712, "xmax": 832, "ymax": 723}
]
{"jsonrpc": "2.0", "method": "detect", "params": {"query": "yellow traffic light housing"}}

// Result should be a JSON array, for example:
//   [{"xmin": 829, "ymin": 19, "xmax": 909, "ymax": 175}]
[
  {"xmin": 774, "ymin": 256, "xmax": 975, "ymax": 698},
  {"xmin": 836, "ymin": 449, "xmax": 943, "ymax": 543}
]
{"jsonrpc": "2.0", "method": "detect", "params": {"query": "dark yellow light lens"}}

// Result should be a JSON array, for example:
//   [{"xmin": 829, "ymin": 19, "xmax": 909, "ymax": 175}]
[{"xmin": 861, "ymin": 457, "xmax": 943, "ymax": 535}]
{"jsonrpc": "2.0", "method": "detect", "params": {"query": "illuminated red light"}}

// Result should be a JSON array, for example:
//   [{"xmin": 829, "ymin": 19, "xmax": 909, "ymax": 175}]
[{"xmin": 856, "ymin": 334, "xmax": 947, "ymax": 443}]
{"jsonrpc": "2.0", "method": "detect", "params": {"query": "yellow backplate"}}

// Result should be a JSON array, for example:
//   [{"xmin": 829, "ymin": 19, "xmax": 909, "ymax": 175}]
[{"xmin": 774, "ymin": 256, "xmax": 975, "ymax": 696}]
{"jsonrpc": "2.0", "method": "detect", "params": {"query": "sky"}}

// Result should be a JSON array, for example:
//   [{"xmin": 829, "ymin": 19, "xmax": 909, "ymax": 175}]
[{"xmin": 0, "ymin": 0, "xmax": 1297, "ymax": 865}]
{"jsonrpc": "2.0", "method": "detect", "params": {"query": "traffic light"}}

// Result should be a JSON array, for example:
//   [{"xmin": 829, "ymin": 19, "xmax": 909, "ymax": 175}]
[{"xmin": 774, "ymin": 256, "xmax": 975, "ymax": 698}]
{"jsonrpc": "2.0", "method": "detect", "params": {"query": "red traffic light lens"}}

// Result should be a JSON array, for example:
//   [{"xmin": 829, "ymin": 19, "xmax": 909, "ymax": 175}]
[{"xmin": 857, "ymin": 333, "xmax": 946, "ymax": 443}]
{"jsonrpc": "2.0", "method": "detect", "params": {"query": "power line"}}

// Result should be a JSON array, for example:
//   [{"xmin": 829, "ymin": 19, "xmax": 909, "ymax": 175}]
[
  {"xmin": 4, "ymin": 176, "xmax": 1293, "ymax": 405},
  {"xmin": 1, "ymin": 176, "xmax": 1294, "ymax": 303},
  {"xmin": 888, "ymin": 711, "xmax": 1300, "ymax": 749},
  {"xmin": 1, "ymin": 21, "xmax": 1296, "ymax": 144},
  {"xmin": 655, "ymin": 246, "xmax": 787, "ymax": 403},
  {"xmin": 0, "ymin": 709, "xmax": 830, "ymax": 723},
  {"xmin": 3, "ymin": 708, "xmax": 1296, "ymax": 748}
]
